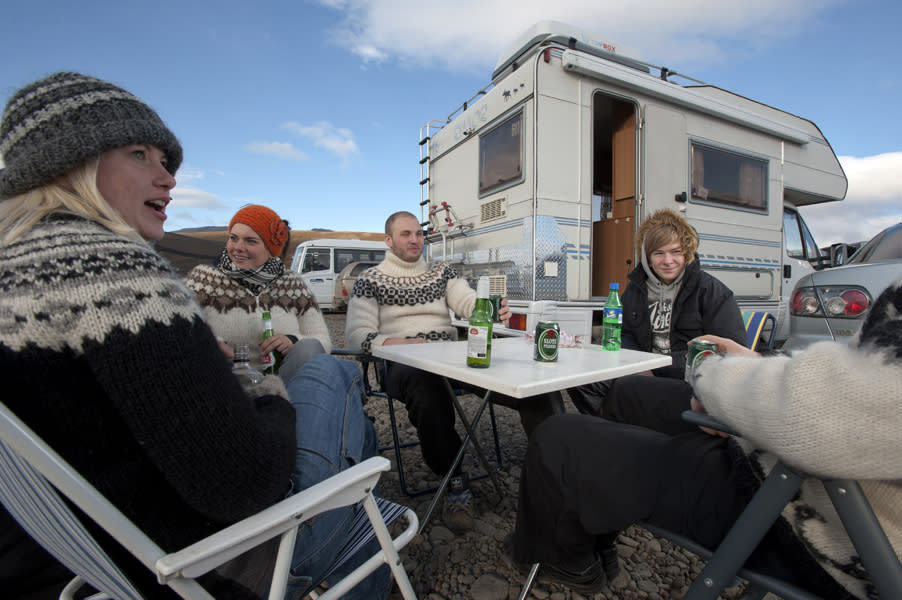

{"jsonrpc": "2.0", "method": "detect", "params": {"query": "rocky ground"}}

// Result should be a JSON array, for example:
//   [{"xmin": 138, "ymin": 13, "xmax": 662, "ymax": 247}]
[{"xmin": 325, "ymin": 313, "xmax": 757, "ymax": 600}]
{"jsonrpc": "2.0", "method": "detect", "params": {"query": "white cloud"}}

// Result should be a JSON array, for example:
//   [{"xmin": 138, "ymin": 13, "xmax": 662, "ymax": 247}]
[
  {"xmin": 170, "ymin": 187, "xmax": 228, "ymax": 210},
  {"xmin": 313, "ymin": 0, "xmax": 840, "ymax": 72},
  {"xmin": 246, "ymin": 141, "xmax": 310, "ymax": 162},
  {"xmin": 802, "ymin": 152, "xmax": 902, "ymax": 246},
  {"xmin": 173, "ymin": 165, "xmax": 206, "ymax": 184},
  {"xmin": 282, "ymin": 121, "xmax": 360, "ymax": 160}
]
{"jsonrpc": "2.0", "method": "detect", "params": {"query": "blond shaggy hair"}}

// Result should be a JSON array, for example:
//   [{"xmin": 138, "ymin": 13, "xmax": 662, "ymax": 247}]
[{"xmin": 635, "ymin": 208, "xmax": 699, "ymax": 265}]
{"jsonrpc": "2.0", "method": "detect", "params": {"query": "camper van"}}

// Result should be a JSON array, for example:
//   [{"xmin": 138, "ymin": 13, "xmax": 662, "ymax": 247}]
[
  {"xmin": 291, "ymin": 239, "xmax": 386, "ymax": 310},
  {"xmin": 418, "ymin": 21, "xmax": 846, "ymax": 342}
]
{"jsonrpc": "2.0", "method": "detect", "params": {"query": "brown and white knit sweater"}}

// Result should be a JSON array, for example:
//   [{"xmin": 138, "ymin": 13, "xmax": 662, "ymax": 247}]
[
  {"xmin": 345, "ymin": 252, "xmax": 476, "ymax": 352},
  {"xmin": 692, "ymin": 278, "xmax": 902, "ymax": 599},
  {"xmin": 185, "ymin": 263, "xmax": 332, "ymax": 369}
]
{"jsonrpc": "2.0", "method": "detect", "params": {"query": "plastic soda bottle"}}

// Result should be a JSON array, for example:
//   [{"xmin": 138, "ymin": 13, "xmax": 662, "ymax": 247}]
[
  {"xmin": 467, "ymin": 276, "xmax": 493, "ymax": 368},
  {"xmin": 602, "ymin": 283, "xmax": 622, "ymax": 351},
  {"xmin": 232, "ymin": 344, "xmax": 264, "ymax": 386},
  {"xmin": 261, "ymin": 311, "xmax": 282, "ymax": 375}
]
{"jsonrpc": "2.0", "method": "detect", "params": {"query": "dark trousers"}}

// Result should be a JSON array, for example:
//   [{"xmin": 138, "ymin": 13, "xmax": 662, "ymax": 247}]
[
  {"xmin": 512, "ymin": 412, "xmax": 850, "ymax": 598},
  {"xmin": 604, "ymin": 374, "xmax": 698, "ymax": 435},
  {"xmin": 385, "ymin": 361, "xmax": 558, "ymax": 477}
]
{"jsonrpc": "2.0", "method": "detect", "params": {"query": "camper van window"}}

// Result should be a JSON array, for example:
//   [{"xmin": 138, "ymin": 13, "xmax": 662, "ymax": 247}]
[
  {"xmin": 479, "ymin": 110, "xmax": 523, "ymax": 196},
  {"xmin": 302, "ymin": 249, "xmax": 331, "ymax": 273},
  {"xmin": 691, "ymin": 143, "xmax": 767, "ymax": 212}
]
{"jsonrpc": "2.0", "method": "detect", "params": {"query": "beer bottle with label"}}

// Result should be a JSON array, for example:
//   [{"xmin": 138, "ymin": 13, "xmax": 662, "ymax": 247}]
[
  {"xmin": 602, "ymin": 283, "xmax": 623, "ymax": 351},
  {"xmin": 261, "ymin": 311, "xmax": 282, "ymax": 375},
  {"xmin": 466, "ymin": 276, "xmax": 493, "ymax": 368}
]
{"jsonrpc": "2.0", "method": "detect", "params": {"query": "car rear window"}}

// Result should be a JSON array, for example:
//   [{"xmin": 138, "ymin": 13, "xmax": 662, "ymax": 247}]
[{"xmin": 849, "ymin": 224, "xmax": 902, "ymax": 264}]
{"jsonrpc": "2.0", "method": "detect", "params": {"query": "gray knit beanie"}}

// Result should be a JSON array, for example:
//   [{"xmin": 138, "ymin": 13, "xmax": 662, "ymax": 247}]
[{"xmin": 0, "ymin": 72, "xmax": 182, "ymax": 199}]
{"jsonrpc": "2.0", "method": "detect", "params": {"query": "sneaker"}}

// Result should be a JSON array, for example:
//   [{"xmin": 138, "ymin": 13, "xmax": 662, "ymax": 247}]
[
  {"xmin": 502, "ymin": 534, "xmax": 607, "ymax": 594},
  {"xmin": 442, "ymin": 475, "xmax": 474, "ymax": 533}
]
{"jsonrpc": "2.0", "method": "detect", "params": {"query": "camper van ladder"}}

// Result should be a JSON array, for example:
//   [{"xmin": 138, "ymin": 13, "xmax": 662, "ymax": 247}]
[{"xmin": 418, "ymin": 121, "xmax": 444, "ymax": 231}]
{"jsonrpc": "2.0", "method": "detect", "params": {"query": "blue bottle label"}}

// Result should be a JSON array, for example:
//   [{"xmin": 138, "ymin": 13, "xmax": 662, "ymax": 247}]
[{"xmin": 604, "ymin": 307, "xmax": 622, "ymax": 324}]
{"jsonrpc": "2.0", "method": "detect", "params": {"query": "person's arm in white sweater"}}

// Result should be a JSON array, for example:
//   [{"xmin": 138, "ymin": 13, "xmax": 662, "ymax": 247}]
[
  {"xmin": 296, "ymin": 306, "xmax": 333, "ymax": 353},
  {"xmin": 445, "ymin": 269, "xmax": 477, "ymax": 320},
  {"xmin": 692, "ymin": 336, "xmax": 902, "ymax": 480},
  {"xmin": 345, "ymin": 283, "xmax": 386, "ymax": 351}
]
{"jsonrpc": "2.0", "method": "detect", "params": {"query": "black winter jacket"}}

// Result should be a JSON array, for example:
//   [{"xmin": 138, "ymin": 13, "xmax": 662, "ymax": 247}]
[{"xmin": 621, "ymin": 258, "xmax": 747, "ymax": 378}]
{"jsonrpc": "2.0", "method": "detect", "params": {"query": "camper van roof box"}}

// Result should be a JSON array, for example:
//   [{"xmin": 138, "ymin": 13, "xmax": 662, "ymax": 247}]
[{"xmin": 492, "ymin": 20, "xmax": 648, "ymax": 83}]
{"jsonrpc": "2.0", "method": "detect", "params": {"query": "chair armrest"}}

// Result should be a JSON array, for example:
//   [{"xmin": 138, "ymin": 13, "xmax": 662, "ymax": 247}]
[
  {"xmin": 155, "ymin": 456, "xmax": 391, "ymax": 581},
  {"xmin": 680, "ymin": 410, "xmax": 739, "ymax": 437},
  {"xmin": 331, "ymin": 348, "xmax": 366, "ymax": 357}
]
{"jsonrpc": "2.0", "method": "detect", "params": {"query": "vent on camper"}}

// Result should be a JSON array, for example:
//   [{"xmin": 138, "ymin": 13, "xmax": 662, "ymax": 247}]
[
  {"xmin": 489, "ymin": 275, "xmax": 507, "ymax": 297},
  {"xmin": 481, "ymin": 197, "xmax": 507, "ymax": 223}
]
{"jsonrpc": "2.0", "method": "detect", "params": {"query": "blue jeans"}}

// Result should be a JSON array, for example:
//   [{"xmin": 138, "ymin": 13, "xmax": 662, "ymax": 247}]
[{"xmin": 279, "ymin": 354, "xmax": 390, "ymax": 600}]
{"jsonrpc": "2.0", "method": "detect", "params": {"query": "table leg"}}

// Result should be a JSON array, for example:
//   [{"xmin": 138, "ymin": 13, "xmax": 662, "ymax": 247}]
[
  {"xmin": 446, "ymin": 382, "xmax": 504, "ymax": 500},
  {"xmin": 417, "ymin": 380, "xmax": 504, "ymax": 532}
]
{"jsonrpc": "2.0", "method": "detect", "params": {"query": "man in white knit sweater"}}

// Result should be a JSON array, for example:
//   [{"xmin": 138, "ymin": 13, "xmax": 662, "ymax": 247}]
[
  {"xmin": 346, "ymin": 211, "xmax": 557, "ymax": 533},
  {"xmin": 507, "ymin": 278, "xmax": 902, "ymax": 597}
]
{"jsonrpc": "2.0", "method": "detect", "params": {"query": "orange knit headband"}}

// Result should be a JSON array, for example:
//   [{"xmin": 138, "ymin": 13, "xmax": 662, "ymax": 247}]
[{"xmin": 229, "ymin": 204, "xmax": 289, "ymax": 257}]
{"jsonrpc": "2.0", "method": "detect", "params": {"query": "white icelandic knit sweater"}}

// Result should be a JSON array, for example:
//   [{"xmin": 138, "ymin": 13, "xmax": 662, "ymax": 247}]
[
  {"xmin": 691, "ymin": 277, "xmax": 902, "ymax": 599},
  {"xmin": 185, "ymin": 264, "xmax": 332, "ymax": 369},
  {"xmin": 345, "ymin": 252, "xmax": 476, "ymax": 352}
]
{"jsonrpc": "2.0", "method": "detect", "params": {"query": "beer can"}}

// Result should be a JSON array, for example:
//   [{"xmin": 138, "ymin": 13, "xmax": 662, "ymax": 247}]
[
  {"xmin": 534, "ymin": 321, "xmax": 560, "ymax": 362},
  {"xmin": 489, "ymin": 294, "xmax": 503, "ymax": 323},
  {"xmin": 685, "ymin": 339, "xmax": 719, "ymax": 382}
]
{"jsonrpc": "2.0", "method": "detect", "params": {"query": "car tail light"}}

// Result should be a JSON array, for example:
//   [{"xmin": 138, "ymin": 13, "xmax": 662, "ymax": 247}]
[{"xmin": 790, "ymin": 286, "xmax": 871, "ymax": 318}]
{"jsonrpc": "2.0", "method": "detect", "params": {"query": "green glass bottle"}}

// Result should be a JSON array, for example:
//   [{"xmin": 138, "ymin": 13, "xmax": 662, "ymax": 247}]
[
  {"xmin": 466, "ymin": 276, "xmax": 493, "ymax": 368},
  {"xmin": 261, "ymin": 311, "xmax": 282, "ymax": 374},
  {"xmin": 601, "ymin": 283, "xmax": 623, "ymax": 351}
]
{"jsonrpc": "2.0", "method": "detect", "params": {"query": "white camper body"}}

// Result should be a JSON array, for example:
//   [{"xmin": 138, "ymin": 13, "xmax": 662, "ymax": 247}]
[
  {"xmin": 419, "ymin": 21, "xmax": 846, "ymax": 342},
  {"xmin": 290, "ymin": 238, "xmax": 386, "ymax": 310}
]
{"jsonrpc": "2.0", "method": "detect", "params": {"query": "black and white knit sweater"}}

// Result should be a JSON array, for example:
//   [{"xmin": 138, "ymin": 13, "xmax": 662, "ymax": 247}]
[
  {"xmin": 185, "ymin": 263, "xmax": 332, "ymax": 369},
  {"xmin": 0, "ymin": 215, "xmax": 296, "ymax": 598},
  {"xmin": 692, "ymin": 278, "xmax": 902, "ymax": 599},
  {"xmin": 345, "ymin": 252, "xmax": 476, "ymax": 352}
]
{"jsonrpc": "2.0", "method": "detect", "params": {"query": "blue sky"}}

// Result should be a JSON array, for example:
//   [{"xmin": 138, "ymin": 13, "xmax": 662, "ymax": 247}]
[{"xmin": 2, "ymin": 0, "xmax": 900, "ymax": 246}]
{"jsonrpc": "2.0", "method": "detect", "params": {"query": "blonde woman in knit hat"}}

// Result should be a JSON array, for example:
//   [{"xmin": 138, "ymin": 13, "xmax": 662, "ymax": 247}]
[
  {"xmin": 185, "ymin": 204, "xmax": 332, "ymax": 374},
  {"xmin": 0, "ymin": 73, "xmax": 388, "ymax": 600}
]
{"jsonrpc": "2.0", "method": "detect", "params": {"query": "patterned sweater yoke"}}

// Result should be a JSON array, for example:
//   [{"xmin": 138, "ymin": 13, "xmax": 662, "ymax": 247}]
[
  {"xmin": 344, "ymin": 252, "xmax": 476, "ymax": 352},
  {"xmin": 185, "ymin": 263, "xmax": 332, "ymax": 364}
]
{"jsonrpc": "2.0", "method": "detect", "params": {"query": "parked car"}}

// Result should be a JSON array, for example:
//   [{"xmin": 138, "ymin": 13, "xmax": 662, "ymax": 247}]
[
  {"xmin": 332, "ymin": 261, "xmax": 379, "ymax": 311},
  {"xmin": 783, "ymin": 222, "xmax": 902, "ymax": 351}
]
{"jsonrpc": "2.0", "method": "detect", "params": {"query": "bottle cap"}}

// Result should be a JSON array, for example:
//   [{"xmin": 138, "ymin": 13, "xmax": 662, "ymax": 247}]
[
  {"xmin": 476, "ymin": 276, "xmax": 490, "ymax": 298},
  {"xmin": 609, "ymin": 283, "xmax": 619, "ymax": 290}
]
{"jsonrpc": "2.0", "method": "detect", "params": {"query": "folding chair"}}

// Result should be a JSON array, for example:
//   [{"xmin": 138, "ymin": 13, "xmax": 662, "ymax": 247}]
[
  {"xmin": 516, "ymin": 411, "xmax": 902, "ymax": 600},
  {"xmin": 0, "ymin": 400, "xmax": 419, "ymax": 600},
  {"xmin": 742, "ymin": 311, "xmax": 777, "ymax": 351},
  {"xmin": 332, "ymin": 348, "xmax": 503, "ymax": 497},
  {"xmin": 644, "ymin": 411, "xmax": 902, "ymax": 599}
]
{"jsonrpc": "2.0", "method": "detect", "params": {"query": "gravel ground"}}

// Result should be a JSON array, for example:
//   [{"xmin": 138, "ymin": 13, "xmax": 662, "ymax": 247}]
[{"xmin": 325, "ymin": 313, "xmax": 756, "ymax": 600}]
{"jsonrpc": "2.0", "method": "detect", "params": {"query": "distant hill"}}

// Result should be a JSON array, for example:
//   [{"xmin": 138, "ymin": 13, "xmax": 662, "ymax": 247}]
[{"xmin": 157, "ymin": 229, "xmax": 383, "ymax": 275}]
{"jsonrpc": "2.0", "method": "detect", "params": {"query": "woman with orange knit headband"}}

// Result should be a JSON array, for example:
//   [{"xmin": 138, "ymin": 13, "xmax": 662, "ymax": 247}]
[{"xmin": 186, "ymin": 204, "xmax": 332, "ymax": 373}]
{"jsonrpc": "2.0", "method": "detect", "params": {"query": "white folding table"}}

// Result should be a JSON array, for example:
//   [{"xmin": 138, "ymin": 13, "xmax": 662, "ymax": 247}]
[{"xmin": 373, "ymin": 337, "xmax": 672, "ymax": 529}]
